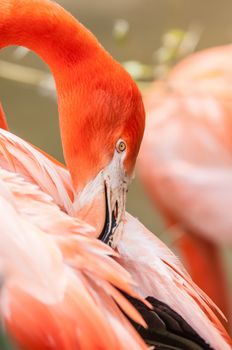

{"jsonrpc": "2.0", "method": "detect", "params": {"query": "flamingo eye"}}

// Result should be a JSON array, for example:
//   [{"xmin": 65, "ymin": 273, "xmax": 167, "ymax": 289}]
[{"xmin": 116, "ymin": 139, "xmax": 126, "ymax": 153}]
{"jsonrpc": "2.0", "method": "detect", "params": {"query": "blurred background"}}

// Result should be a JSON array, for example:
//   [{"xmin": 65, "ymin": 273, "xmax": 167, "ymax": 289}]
[{"xmin": 0, "ymin": 0, "xmax": 232, "ymax": 329}]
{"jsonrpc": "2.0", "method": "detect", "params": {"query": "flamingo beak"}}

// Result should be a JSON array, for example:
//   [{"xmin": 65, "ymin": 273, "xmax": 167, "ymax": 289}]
[
  {"xmin": 74, "ymin": 151, "xmax": 129, "ymax": 247},
  {"xmin": 99, "ymin": 178, "xmax": 127, "ymax": 248},
  {"xmin": 98, "ymin": 184, "xmax": 117, "ymax": 246}
]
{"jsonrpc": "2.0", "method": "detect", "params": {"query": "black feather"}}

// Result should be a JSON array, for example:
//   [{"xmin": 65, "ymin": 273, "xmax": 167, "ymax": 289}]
[{"xmin": 124, "ymin": 294, "xmax": 214, "ymax": 350}]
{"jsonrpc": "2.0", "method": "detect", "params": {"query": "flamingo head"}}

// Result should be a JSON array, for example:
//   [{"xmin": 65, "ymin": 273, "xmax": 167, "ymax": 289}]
[{"xmin": 63, "ymin": 67, "xmax": 145, "ymax": 247}]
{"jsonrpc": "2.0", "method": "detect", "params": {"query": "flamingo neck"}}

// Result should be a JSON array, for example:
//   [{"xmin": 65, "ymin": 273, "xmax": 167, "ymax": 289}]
[{"xmin": 0, "ymin": 0, "xmax": 112, "ymax": 188}]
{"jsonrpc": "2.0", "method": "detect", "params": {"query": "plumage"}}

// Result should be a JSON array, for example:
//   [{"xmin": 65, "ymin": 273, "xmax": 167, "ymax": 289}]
[
  {"xmin": 0, "ymin": 125, "xmax": 230, "ymax": 349},
  {"xmin": 138, "ymin": 45, "xmax": 232, "ymax": 322},
  {"xmin": 0, "ymin": 130, "xmax": 146, "ymax": 349},
  {"xmin": 117, "ymin": 214, "xmax": 231, "ymax": 350},
  {"xmin": 0, "ymin": 1, "xmax": 231, "ymax": 349},
  {"xmin": 123, "ymin": 294, "xmax": 214, "ymax": 349}
]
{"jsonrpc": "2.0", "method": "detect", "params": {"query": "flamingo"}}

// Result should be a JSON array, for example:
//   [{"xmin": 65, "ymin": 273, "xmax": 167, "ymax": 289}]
[
  {"xmin": 0, "ymin": 0, "xmax": 231, "ymax": 349},
  {"xmin": 138, "ymin": 45, "xmax": 232, "ymax": 327}
]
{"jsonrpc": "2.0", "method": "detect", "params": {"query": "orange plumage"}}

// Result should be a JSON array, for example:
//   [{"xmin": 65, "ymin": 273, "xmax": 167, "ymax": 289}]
[{"xmin": 0, "ymin": 1, "xmax": 231, "ymax": 349}]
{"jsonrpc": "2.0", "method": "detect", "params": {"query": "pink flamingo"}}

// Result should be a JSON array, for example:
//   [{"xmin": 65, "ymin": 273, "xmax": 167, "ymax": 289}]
[
  {"xmin": 138, "ymin": 45, "xmax": 232, "ymax": 327},
  {"xmin": 0, "ymin": 1, "xmax": 231, "ymax": 349}
]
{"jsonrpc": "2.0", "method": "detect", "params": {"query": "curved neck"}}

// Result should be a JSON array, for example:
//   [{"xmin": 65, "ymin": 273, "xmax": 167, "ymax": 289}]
[{"xmin": 0, "ymin": 0, "xmax": 110, "ymax": 187}]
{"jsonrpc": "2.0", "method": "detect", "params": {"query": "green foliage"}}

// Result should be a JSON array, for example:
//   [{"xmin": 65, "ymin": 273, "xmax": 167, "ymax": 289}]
[
  {"xmin": 122, "ymin": 61, "xmax": 153, "ymax": 82},
  {"xmin": 112, "ymin": 19, "xmax": 130, "ymax": 44},
  {"xmin": 153, "ymin": 26, "xmax": 202, "ymax": 79},
  {"xmin": 120, "ymin": 25, "xmax": 202, "ymax": 82}
]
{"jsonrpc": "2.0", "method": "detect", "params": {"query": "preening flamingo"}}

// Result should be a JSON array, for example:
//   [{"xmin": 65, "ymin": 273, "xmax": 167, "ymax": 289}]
[
  {"xmin": 0, "ymin": 1, "xmax": 232, "ymax": 349},
  {"xmin": 138, "ymin": 45, "xmax": 232, "ymax": 326}
]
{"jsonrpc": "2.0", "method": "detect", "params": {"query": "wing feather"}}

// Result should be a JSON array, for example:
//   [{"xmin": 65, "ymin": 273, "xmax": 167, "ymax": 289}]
[
  {"xmin": 0, "ymin": 161, "xmax": 146, "ymax": 349},
  {"xmin": 117, "ymin": 213, "xmax": 232, "ymax": 350}
]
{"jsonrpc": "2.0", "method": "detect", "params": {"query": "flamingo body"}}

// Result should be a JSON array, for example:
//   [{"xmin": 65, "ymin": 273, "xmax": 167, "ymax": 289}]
[
  {"xmin": 0, "ymin": 129, "xmax": 147, "ymax": 350},
  {"xmin": 0, "ymin": 127, "xmax": 230, "ymax": 349},
  {"xmin": 140, "ymin": 46, "xmax": 232, "ymax": 245},
  {"xmin": 0, "ymin": 1, "xmax": 231, "ymax": 349},
  {"xmin": 138, "ymin": 45, "xmax": 232, "ymax": 322}
]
